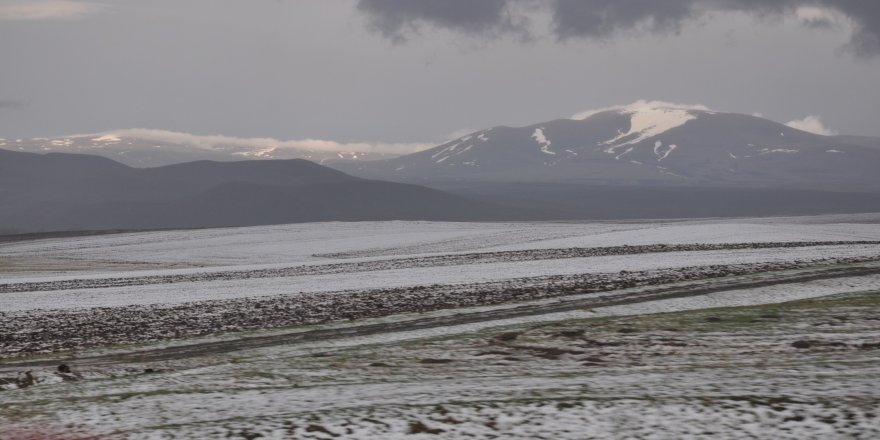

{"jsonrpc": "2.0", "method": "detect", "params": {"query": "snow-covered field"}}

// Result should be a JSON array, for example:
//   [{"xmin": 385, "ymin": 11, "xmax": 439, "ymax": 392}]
[
  {"xmin": 1, "ymin": 217, "xmax": 880, "ymax": 439},
  {"xmin": 3, "ymin": 217, "xmax": 880, "ymax": 274},
  {"xmin": 2, "ymin": 218, "xmax": 880, "ymax": 302}
]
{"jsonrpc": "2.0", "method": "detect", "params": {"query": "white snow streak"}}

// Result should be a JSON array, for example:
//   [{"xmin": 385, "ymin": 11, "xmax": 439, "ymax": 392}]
[
  {"xmin": 91, "ymin": 134, "xmax": 121, "ymax": 143},
  {"xmin": 759, "ymin": 148, "xmax": 799, "ymax": 155},
  {"xmin": 615, "ymin": 146, "xmax": 634, "ymax": 160},
  {"xmin": 532, "ymin": 128, "xmax": 555, "ymax": 155},
  {"xmin": 653, "ymin": 142, "xmax": 676, "ymax": 162}
]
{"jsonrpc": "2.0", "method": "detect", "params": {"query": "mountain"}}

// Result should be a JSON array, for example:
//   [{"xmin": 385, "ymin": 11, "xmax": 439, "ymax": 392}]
[
  {"xmin": 328, "ymin": 103, "xmax": 880, "ymax": 219},
  {"xmin": 0, "ymin": 149, "xmax": 528, "ymax": 234},
  {"xmin": 0, "ymin": 133, "xmax": 395, "ymax": 168},
  {"xmin": 5, "ymin": 102, "xmax": 880, "ymax": 228},
  {"xmin": 335, "ymin": 103, "xmax": 880, "ymax": 192}
]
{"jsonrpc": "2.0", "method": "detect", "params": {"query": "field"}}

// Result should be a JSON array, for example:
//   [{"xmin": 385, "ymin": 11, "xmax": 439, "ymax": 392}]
[{"xmin": 1, "ymin": 216, "xmax": 879, "ymax": 439}]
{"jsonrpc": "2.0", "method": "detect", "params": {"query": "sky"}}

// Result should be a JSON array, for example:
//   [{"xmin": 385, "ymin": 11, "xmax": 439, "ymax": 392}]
[{"xmin": 2, "ymin": 0, "xmax": 880, "ymax": 150}]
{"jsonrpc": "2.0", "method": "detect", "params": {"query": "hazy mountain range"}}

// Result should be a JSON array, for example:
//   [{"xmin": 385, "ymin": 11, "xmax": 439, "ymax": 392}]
[
  {"xmin": 2, "ymin": 103, "xmax": 879, "ymax": 233},
  {"xmin": 8, "ymin": 103, "xmax": 880, "ymax": 192},
  {"xmin": 0, "ymin": 149, "xmax": 524, "ymax": 234},
  {"xmin": 0, "ymin": 132, "xmax": 399, "ymax": 168}
]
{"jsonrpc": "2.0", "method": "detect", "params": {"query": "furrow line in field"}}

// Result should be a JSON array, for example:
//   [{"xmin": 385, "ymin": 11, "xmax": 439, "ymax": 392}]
[{"xmin": 2, "ymin": 241, "xmax": 878, "ymax": 294}]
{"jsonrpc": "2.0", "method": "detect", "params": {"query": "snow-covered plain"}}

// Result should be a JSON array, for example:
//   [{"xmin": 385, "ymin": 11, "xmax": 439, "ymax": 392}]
[
  {"xmin": 2, "ymin": 218, "xmax": 878, "ymax": 271},
  {"xmin": 2, "ymin": 244, "xmax": 879, "ymax": 311},
  {"xmin": 2, "ymin": 218, "xmax": 880, "ymax": 439},
  {"xmin": 2, "ymin": 219, "xmax": 880, "ymax": 310}
]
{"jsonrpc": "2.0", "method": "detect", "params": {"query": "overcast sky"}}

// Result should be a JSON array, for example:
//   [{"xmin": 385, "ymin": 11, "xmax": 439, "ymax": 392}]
[{"xmin": 2, "ymin": 0, "xmax": 879, "ymax": 145}]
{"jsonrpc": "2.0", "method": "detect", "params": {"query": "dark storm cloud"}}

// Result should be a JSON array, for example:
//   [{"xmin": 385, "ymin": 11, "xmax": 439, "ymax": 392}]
[
  {"xmin": 832, "ymin": 0, "xmax": 880, "ymax": 57},
  {"xmin": 549, "ymin": 1, "xmax": 811, "ymax": 39},
  {"xmin": 356, "ymin": 0, "xmax": 524, "ymax": 43},
  {"xmin": 553, "ymin": 0, "xmax": 880, "ymax": 57},
  {"xmin": 551, "ymin": 0, "xmax": 699, "ymax": 40},
  {"xmin": 357, "ymin": 0, "xmax": 880, "ymax": 56}
]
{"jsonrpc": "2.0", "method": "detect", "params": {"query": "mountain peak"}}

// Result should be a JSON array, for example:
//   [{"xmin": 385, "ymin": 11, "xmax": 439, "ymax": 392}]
[
  {"xmin": 570, "ymin": 100, "xmax": 713, "ymax": 121},
  {"xmin": 568, "ymin": 101, "xmax": 717, "ymax": 153}
]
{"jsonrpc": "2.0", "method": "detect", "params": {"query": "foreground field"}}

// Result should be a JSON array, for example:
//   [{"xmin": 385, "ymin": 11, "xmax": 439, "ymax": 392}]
[{"xmin": 1, "ymin": 217, "xmax": 879, "ymax": 438}]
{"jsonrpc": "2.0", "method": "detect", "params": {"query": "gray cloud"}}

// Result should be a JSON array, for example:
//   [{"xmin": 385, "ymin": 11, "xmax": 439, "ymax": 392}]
[
  {"xmin": 548, "ymin": 1, "xmax": 835, "ymax": 39},
  {"xmin": 553, "ymin": 1, "xmax": 880, "ymax": 57},
  {"xmin": 356, "ymin": 0, "xmax": 527, "ymax": 43},
  {"xmin": 356, "ymin": 0, "xmax": 880, "ymax": 56},
  {"xmin": 0, "ymin": 100, "xmax": 27, "ymax": 110},
  {"xmin": 551, "ymin": 0, "xmax": 699, "ymax": 40}
]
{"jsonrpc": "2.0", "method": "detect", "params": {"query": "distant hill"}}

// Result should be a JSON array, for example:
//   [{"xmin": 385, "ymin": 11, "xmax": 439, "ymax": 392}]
[{"xmin": 0, "ymin": 149, "xmax": 528, "ymax": 234}]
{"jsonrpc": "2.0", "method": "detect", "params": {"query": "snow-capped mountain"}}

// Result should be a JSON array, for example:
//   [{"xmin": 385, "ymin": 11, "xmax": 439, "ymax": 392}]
[
  {"xmin": 337, "ymin": 102, "xmax": 880, "ymax": 191},
  {"xmin": 0, "ymin": 132, "xmax": 400, "ymax": 168}
]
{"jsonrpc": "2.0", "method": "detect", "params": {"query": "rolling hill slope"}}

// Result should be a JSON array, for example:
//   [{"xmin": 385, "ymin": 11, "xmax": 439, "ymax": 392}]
[{"xmin": 0, "ymin": 150, "xmax": 528, "ymax": 233}]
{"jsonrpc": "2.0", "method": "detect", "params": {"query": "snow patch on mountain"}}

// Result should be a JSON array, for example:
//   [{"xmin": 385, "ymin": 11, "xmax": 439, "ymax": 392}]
[
  {"xmin": 532, "ymin": 128, "xmax": 555, "ymax": 155},
  {"xmin": 615, "ymin": 147, "xmax": 634, "ymax": 160},
  {"xmin": 235, "ymin": 147, "xmax": 278, "ymax": 158},
  {"xmin": 654, "ymin": 142, "xmax": 677, "ymax": 162},
  {"xmin": 92, "ymin": 134, "xmax": 121, "ymax": 143},
  {"xmin": 431, "ymin": 143, "xmax": 458, "ymax": 160},
  {"xmin": 50, "ymin": 139, "xmax": 73, "ymax": 147},
  {"xmin": 430, "ymin": 138, "xmax": 479, "ymax": 164},
  {"xmin": 759, "ymin": 148, "xmax": 799, "ymax": 155},
  {"xmin": 601, "ymin": 104, "xmax": 698, "ymax": 153}
]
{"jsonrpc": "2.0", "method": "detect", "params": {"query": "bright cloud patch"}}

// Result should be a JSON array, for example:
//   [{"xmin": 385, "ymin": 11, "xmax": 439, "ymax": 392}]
[
  {"xmin": 445, "ymin": 128, "xmax": 480, "ymax": 141},
  {"xmin": 785, "ymin": 116, "xmax": 836, "ymax": 136},
  {"xmin": 0, "ymin": 1, "xmax": 102, "ymax": 20},
  {"xmin": 795, "ymin": 6, "xmax": 839, "ymax": 28},
  {"xmin": 85, "ymin": 129, "xmax": 432, "ymax": 155}
]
